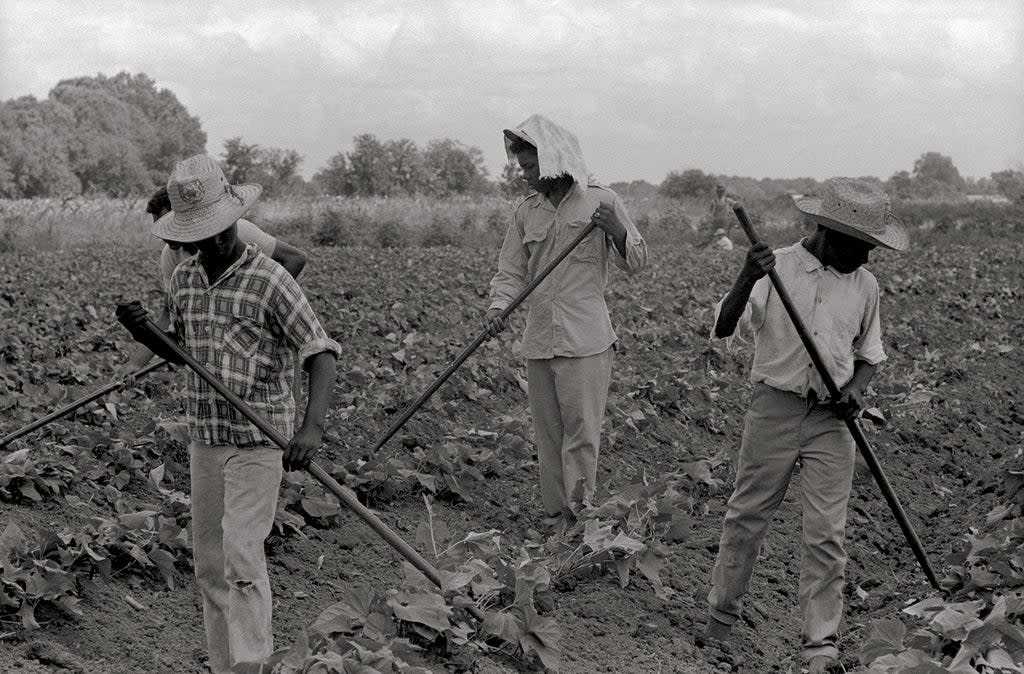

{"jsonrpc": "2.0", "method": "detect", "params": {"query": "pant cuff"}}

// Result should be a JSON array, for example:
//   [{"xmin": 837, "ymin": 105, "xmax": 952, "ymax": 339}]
[
  {"xmin": 708, "ymin": 606, "xmax": 738, "ymax": 626},
  {"xmin": 802, "ymin": 644, "xmax": 839, "ymax": 661}
]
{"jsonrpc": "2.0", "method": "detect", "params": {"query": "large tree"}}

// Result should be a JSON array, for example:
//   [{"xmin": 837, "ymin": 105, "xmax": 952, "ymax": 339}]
[
  {"xmin": 221, "ymin": 138, "xmax": 304, "ymax": 197},
  {"xmin": 423, "ymin": 138, "xmax": 489, "ymax": 194},
  {"xmin": 0, "ymin": 71, "xmax": 206, "ymax": 197},
  {"xmin": 659, "ymin": 169, "xmax": 718, "ymax": 200},
  {"xmin": 0, "ymin": 96, "xmax": 80, "ymax": 197}
]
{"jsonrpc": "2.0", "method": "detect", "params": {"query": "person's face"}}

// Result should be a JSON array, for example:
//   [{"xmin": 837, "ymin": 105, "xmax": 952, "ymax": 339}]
[
  {"xmin": 195, "ymin": 222, "xmax": 239, "ymax": 262},
  {"xmin": 515, "ymin": 149, "xmax": 542, "ymax": 192},
  {"xmin": 823, "ymin": 229, "xmax": 875, "ymax": 274},
  {"xmin": 164, "ymin": 239, "xmax": 198, "ymax": 255}
]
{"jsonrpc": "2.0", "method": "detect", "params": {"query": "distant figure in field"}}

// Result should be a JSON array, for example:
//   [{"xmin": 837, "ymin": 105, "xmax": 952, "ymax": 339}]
[
  {"xmin": 697, "ymin": 183, "xmax": 735, "ymax": 249},
  {"xmin": 485, "ymin": 114, "xmax": 648, "ymax": 527},
  {"xmin": 119, "ymin": 154, "xmax": 340, "ymax": 674},
  {"xmin": 115, "ymin": 186, "xmax": 307, "ymax": 382},
  {"xmin": 703, "ymin": 178, "xmax": 908, "ymax": 674}
]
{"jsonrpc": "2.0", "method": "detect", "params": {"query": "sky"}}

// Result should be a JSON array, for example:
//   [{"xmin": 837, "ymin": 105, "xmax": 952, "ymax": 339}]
[{"xmin": 1, "ymin": 0, "xmax": 1021, "ymax": 184}]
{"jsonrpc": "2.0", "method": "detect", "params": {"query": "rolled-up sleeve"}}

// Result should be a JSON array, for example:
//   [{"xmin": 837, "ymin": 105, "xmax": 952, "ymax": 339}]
[
  {"xmin": 709, "ymin": 276, "xmax": 769, "ymax": 342},
  {"xmin": 609, "ymin": 195, "xmax": 648, "ymax": 273},
  {"xmin": 488, "ymin": 213, "xmax": 529, "ymax": 311},
  {"xmin": 270, "ymin": 270, "xmax": 342, "ymax": 368},
  {"xmin": 853, "ymin": 286, "xmax": 886, "ymax": 365}
]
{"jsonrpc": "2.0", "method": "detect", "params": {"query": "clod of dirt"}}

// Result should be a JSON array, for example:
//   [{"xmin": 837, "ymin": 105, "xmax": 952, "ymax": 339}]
[{"xmin": 23, "ymin": 640, "xmax": 85, "ymax": 673}]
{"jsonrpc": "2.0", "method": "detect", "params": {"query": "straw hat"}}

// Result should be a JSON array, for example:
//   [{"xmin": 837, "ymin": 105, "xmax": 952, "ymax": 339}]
[
  {"xmin": 795, "ymin": 178, "xmax": 908, "ymax": 251},
  {"xmin": 152, "ymin": 154, "xmax": 262, "ymax": 243}
]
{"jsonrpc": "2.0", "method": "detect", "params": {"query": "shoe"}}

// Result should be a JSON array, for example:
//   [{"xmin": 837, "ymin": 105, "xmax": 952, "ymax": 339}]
[
  {"xmin": 702, "ymin": 615, "xmax": 733, "ymax": 644},
  {"xmin": 805, "ymin": 654, "xmax": 838, "ymax": 674}
]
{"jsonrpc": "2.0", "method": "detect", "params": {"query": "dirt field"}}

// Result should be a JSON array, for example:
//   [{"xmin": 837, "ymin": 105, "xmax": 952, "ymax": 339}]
[{"xmin": 1, "ymin": 225, "xmax": 1022, "ymax": 673}]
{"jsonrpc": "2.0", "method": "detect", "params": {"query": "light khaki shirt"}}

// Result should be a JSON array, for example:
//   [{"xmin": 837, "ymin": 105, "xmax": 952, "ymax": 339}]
[
  {"xmin": 714, "ymin": 241, "xmax": 887, "ymax": 397},
  {"xmin": 489, "ymin": 182, "xmax": 647, "ymax": 360}
]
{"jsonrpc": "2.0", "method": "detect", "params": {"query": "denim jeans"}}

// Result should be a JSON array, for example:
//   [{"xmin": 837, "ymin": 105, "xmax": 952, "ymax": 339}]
[
  {"xmin": 707, "ymin": 384, "xmax": 855, "ymax": 660},
  {"xmin": 527, "ymin": 348, "xmax": 614, "ymax": 515},
  {"xmin": 190, "ymin": 442, "xmax": 283, "ymax": 673}
]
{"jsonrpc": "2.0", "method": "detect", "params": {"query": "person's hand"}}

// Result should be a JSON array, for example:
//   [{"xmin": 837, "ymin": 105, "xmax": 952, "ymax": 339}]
[
  {"xmin": 590, "ymin": 202, "xmax": 624, "ymax": 237},
  {"xmin": 484, "ymin": 308, "xmax": 509, "ymax": 338},
  {"xmin": 833, "ymin": 383, "xmax": 867, "ymax": 420},
  {"xmin": 284, "ymin": 424, "xmax": 323, "ymax": 472},
  {"xmin": 115, "ymin": 300, "xmax": 150, "ymax": 334},
  {"xmin": 740, "ymin": 242, "xmax": 775, "ymax": 282}
]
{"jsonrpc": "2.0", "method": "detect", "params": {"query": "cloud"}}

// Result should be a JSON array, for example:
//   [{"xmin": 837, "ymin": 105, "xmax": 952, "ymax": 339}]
[{"xmin": 0, "ymin": 0, "xmax": 1020, "ymax": 182}]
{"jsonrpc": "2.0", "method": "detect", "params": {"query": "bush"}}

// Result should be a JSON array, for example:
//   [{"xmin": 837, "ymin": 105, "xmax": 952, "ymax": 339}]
[
  {"xmin": 421, "ymin": 215, "xmax": 459, "ymax": 247},
  {"xmin": 374, "ymin": 218, "xmax": 404, "ymax": 248},
  {"xmin": 311, "ymin": 208, "xmax": 363, "ymax": 247}
]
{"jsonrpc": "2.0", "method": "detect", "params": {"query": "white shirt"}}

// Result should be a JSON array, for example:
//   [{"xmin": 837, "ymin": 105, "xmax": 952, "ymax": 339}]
[{"xmin": 714, "ymin": 241, "xmax": 887, "ymax": 397}]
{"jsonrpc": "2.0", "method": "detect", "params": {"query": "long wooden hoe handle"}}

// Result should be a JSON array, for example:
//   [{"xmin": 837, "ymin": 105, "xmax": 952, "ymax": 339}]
[
  {"xmin": 0, "ymin": 359, "xmax": 171, "ymax": 449},
  {"xmin": 119, "ymin": 316, "xmax": 486, "ymax": 622},
  {"xmin": 369, "ymin": 220, "xmax": 599, "ymax": 455},
  {"xmin": 731, "ymin": 204, "xmax": 942, "ymax": 591}
]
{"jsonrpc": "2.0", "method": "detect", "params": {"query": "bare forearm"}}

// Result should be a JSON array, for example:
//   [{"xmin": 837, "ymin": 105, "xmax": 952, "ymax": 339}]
[
  {"xmin": 847, "ymin": 360, "xmax": 877, "ymax": 392},
  {"xmin": 714, "ymin": 275, "xmax": 758, "ymax": 338},
  {"xmin": 300, "ymin": 352, "xmax": 337, "ymax": 432}
]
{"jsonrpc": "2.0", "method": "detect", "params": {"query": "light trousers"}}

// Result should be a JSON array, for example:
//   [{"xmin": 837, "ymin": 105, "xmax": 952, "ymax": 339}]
[
  {"xmin": 190, "ymin": 442, "xmax": 283, "ymax": 674},
  {"xmin": 707, "ymin": 384, "xmax": 855, "ymax": 661},
  {"xmin": 527, "ymin": 348, "xmax": 614, "ymax": 515}
]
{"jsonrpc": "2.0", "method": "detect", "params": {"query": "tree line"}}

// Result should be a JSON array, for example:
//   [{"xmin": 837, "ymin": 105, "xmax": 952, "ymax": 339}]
[
  {"xmin": 1, "ymin": 71, "xmax": 1021, "ymax": 204},
  {"xmin": 656, "ymin": 153, "xmax": 1024, "ymax": 205},
  {"xmin": 0, "ymin": 71, "xmax": 526, "ymax": 200}
]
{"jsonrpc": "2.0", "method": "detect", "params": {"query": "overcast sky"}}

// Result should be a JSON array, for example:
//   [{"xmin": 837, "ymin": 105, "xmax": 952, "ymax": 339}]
[{"xmin": 1, "ymin": 0, "xmax": 1021, "ymax": 183}]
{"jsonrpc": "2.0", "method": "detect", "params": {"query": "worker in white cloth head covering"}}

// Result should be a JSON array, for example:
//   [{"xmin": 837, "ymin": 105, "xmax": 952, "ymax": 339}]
[{"xmin": 485, "ymin": 114, "xmax": 648, "ymax": 527}]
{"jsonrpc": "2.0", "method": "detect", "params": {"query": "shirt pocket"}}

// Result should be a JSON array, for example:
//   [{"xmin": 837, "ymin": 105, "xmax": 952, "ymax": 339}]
[
  {"xmin": 567, "ymin": 219, "xmax": 599, "ymax": 263},
  {"xmin": 223, "ymin": 316, "xmax": 274, "ymax": 385}
]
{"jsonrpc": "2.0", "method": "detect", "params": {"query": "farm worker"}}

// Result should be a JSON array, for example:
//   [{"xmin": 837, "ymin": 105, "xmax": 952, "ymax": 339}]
[
  {"xmin": 115, "ymin": 185, "xmax": 307, "ymax": 383},
  {"xmin": 696, "ymin": 183, "xmax": 735, "ymax": 248},
  {"xmin": 118, "ymin": 154, "xmax": 340, "ymax": 674},
  {"xmin": 703, "ymin": 178, "xmax": 908, "ymax": 673},
  {"xmin": 485, "ymin": 114, "xmax": 648, "ymax": 527}
]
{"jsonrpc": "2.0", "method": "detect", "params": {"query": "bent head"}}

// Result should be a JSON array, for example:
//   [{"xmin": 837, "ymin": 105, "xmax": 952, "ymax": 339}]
[
  {"xmin": 821, "ymin": 227, "xmax": 875, "ymax": 274},
  {"xmin": 164, "ymin": 239, "xmax": 198, "ymax": 255},
  {"xmin": 195, "ymin": 222, "xmax": 240, "ymax": 263}
]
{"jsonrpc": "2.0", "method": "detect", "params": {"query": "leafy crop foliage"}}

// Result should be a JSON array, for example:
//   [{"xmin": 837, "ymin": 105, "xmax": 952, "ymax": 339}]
[{"xmin": 1, "ymin": 216, "xmax": 1023, "ymax": 671}]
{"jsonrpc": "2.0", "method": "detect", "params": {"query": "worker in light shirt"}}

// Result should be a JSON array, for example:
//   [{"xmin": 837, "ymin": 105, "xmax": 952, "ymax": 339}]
[
  {"xmin": 115, "ymin": 186, "xmax": 307, "ymax": 383},
  {"xmin": 485, "ymin": 114, "xmax": 648, "ymax": 528},
  {"xmin": 703, "ymin": 177, "xmax": 908, "ymax": 674}
]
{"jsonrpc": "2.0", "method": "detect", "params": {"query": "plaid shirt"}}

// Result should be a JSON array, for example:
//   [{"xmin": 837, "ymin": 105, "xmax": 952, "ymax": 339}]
[{"xmin": 168, "ymin": 245, "xmax": 341, "ymax": 447}]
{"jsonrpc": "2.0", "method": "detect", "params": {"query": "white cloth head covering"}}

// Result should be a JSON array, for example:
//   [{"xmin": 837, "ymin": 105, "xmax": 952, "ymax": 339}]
[{"xmin": 503, "ymin": 114, "xmax": 589, "ymax": 186}]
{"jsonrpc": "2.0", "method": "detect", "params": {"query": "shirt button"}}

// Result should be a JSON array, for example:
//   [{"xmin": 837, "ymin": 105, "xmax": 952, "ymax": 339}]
[{"xmin": 808, "ymin": 363, "xmax": 813, "ymax": 368}]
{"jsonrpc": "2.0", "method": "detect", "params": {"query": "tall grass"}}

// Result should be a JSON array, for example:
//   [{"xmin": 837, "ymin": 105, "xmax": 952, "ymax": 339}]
[{"xmin": 2, "ymin": 193, "xmax": 1020, "ymax": 253}]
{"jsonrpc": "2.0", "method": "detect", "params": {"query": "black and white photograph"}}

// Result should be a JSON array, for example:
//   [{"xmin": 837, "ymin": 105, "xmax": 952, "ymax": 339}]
[{"xmin": 1, "ymin": 2, "xmax": 1021, "ymax": 672}]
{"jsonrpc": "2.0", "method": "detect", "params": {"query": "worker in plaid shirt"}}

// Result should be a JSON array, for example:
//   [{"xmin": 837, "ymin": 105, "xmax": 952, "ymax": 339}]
[{"xmin": 120, "ymin": 154, "xmax": 340, "ymax": 674}]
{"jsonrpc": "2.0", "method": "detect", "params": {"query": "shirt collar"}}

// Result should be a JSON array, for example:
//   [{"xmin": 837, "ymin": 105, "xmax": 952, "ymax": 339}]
[
  {"xmin": 190, "ymin": 244, "xmax": 257, "ymax": 288},
  {"xmin": 530, "ymin": 180, "xmax": 585, "ymax": 212},
  {"xmin": 794, "ymin": 238, "xmax": 845, "ymax": 278}
]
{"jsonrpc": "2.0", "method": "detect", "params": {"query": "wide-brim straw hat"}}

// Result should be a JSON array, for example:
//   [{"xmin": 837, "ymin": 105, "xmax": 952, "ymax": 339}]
[
  {"xmin": 152, "ymin": 154, "xmax": 262, "ymax": 243},
  {"xmin": 795, "ymin": 177, "xmax": 908, "ymax": 251}
]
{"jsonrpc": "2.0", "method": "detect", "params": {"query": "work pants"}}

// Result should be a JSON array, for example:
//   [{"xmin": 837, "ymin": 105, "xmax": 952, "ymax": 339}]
[
  {"xmin": 190, "ymin": 442, "xmax": 283, "ymax": 674},
  {"xmin": 707, "ymin": 384, "xmax": 855, "ymax": 661},
  {"xmin": 527, "ymin": 348, "xmax": 613, "ymax": 515}
]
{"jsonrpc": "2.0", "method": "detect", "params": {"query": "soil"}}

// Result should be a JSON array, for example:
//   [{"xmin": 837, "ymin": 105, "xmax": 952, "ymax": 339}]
[{"xmin": 1, "ymin": 229, "xmax": 1021, "ymax": 673}]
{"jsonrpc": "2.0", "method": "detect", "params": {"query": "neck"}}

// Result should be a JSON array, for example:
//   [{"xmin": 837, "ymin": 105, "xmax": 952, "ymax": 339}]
[
  {"xmin": 802, "ymin": 230, "xmax": 826, "ymax": 263},
  {"xmin": 543, "ymin": 178, "xmax": 575, "ymax": 208},
  {"xmin": 201, "ymin": 240, "xmax": 245, "ymax": 283}
]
